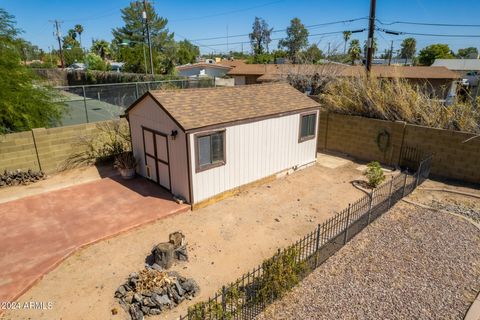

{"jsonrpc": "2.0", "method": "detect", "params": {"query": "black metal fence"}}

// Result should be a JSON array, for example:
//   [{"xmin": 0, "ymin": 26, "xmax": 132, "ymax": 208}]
[
  {"xmin": 180, "ymin": 154, "xmax": 433, "ymax": 320},
  {"xmin": 54, "ymin": 78, "xmax": 215, "ymax": 127}
]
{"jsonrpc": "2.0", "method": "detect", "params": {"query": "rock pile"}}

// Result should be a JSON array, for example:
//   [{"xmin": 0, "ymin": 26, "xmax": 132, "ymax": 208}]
[
  {"xmin": 0, "ymin": 169, "xmax": 45, "ymax": 187},
  {"xmin": 115, "ymin": 269, "xmax": 199, "ymax": 320}
]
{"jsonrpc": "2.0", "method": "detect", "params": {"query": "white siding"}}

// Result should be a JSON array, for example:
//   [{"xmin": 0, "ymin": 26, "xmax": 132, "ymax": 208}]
[
  {"xmin": 189, "ymin": 111, "xmax": 318, "ymax": 203},
  {"xmin": 129, "ymin": 96, "xmax": 190, "ymax": 202}
]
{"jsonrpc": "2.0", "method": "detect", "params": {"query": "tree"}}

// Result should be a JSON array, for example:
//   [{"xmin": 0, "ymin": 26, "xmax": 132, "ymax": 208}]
[
  {"xmin": 91, "ymin": 39, "xmax": 111, "ymax": 60},
  {"xmin": 112, "ymin": 1, "xmax": 174, "ymax": 74},
  {"xmin": 301, "ymin": 44, "xmax": 324, "ymax": 63},
  {"xmin": 0, "ymin": 8, "xmax": 64, "ymax": 133},
  {"xmin": 348, "ymin": 39, "xmax": 362, "ymax": 65},
  {"xmin": 418, "ymin": 44, "xmax": 453, "ymax": 65},
  {"xmin": 249, "ymin": 17, "xmax": 273, "ymax": 56},
  {"xmin": 363, "ymin": 37, "xmax": 378, "ymax": 58},
  {"xmin": 457, "ymin": 47, "xmax": 478, "ymax": 59},
  {"xmin": 400, "ymin": 37, "xmax": 417, "ymax": 64},
  {"xmin": 74, "ymin": 24, "xmax": 84, "ymax": 49},
  {"xmin": 342, "ymin": 31, "xmax": 352, "ymax": 54},
  {"xmin": 85, "ymin": 52, "xmax": 107, "ymax": 70},
  {"xmin": 278, "ymin": 18, "xmax": 309, "ymax": 64},
  {"xmin": 176, "ymin": 39, "xmax": 199, "ymax": 65}
]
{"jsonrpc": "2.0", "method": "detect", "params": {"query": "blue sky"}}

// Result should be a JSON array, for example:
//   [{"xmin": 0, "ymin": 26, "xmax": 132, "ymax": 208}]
[{"xmin": 2, "ymin": 0, "xmax": 480, "ymax": 55}]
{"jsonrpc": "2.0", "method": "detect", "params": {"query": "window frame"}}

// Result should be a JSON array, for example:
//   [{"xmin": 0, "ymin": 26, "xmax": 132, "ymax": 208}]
[
  {"xmin": 194, "ymin": 129, "xmax": 226, "ymax": 173},
  {"xmin": 298, "ymin": 111, "xmax": 317, "ymax": 143}
]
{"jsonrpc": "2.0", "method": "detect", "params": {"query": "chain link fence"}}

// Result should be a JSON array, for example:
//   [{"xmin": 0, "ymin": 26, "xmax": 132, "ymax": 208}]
[{"xmin": 54, "ymin": 78, "xmax": 215, "ymax": 127}]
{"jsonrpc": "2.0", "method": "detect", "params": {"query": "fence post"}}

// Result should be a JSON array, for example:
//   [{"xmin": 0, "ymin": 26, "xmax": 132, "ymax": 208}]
[
  {"xmin": 402, "ymin": 172, "xmax": 408, "ymax": 197},
  {"xmin": 82, "ymin": 85, "xmax": 89, "ymax": 123},
  {"xmin": 314, "ymin": 224, "xmax": 321, "ymax": 268},
  {"xmin": 135, "ymin": 82, "xmax": 139, "ymax": 99},
  {"xmin": 387, "ymin": 176, "xmax": 394, "ymax": 208},
  {"xmin": 343, "ymin": 204, "xmax": 351, "ymax": 245},
  {"xmin": 367, "ymin": 191, "xmax": 374, "ymax": 225},
  {"xmin": 221, "ymin": 285, "xmax": 226, "ymax": 320},
  {"xmin": 415, "ymin": 160, "xmax": 423, "ymax": 188}
]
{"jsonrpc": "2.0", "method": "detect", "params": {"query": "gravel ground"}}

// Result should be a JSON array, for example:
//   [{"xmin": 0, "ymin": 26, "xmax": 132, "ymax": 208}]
[{"xmin": 257, "ymin": 201, "xmax": 480, "ymax": 320}]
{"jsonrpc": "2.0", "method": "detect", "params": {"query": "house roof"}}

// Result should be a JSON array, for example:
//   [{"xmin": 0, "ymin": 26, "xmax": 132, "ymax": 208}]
[
  {"xmin": 432, "ymin": 59, "xmax": 480, "ymax": 71},
  {"xmin": 126, "ymin": 83, "xmax": 320, "ymax": 131},
  {"xmin": 176, "ymin": 63, "xmax": 232, "ymax": 71},
  {"xmin": 342, "ymin": 66, "xmax": 460, "ymax": 79},
  {"xmin": 227, "ymin": 63, "xmax": 459, "ymax": 80}
]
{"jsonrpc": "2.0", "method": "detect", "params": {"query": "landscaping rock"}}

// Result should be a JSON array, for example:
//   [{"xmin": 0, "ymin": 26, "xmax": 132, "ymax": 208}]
[
  {"xmin": 169, "ymin": 231, "xmax": 185, "ymax": 248},
  {"xmin": 0, "ymin": 169, "xmax": 45, "ymax": 188},
  {"xmin": 116, "ymin": 268, "xmax": 199, "ymax": 319},
  {"xmin": 174, "ymin": 245, "xmax": 188, "ymax": 261},
  {"xmin": 151, "ymin": 242, "xmax": 175, "ymax": 269}
]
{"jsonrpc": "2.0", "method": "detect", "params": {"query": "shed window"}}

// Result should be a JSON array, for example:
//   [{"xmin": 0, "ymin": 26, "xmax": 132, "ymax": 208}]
[
  {"xmin": 299, "ymin": 113, "xmax": 317, "ymax": 142},
  {"xmin": 196, "ymin": 131, "xmax": 225, "ymax": 171}
]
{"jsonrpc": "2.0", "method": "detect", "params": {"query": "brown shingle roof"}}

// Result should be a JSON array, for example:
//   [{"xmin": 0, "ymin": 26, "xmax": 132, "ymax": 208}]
[
  {"xmin": 130, "ymin": 83, "xmax": 319, "ymax": 131},
  {"xmin": 342, "ymin": 65, "xmax": 460, "ymax": 79},
  {"xmin": 228, "ymin": 63, "xmax": 460, "ymax": 80},
  {"xmin": 176, "ymin": 63, "xmax": 232, "ymax": 71}
]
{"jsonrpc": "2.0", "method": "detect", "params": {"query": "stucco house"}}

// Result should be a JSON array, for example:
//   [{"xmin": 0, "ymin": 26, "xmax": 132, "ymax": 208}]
[{"xmin": 125, "ymin": 83, "xmax": 320, "ymax": 207}]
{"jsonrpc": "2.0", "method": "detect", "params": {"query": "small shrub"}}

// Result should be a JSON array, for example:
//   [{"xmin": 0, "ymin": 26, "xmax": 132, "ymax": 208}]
[{"xmin": 364, "ymin": 161, "xmax": 385, "ymax": 188}]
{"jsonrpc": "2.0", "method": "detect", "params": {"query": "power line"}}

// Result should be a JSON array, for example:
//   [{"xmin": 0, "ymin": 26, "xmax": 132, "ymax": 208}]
[
  {"xmin": 189, "ymin": 30, "xmax": 365, "ymax": 48},
  {"xmin": 377, "ymin": 27, "xmax": 480, "ymax": 38},
  {"xmin": 376, "ymin": 19, "xmax": 480, "ymax": 28},
  {"xmin": 169, "ymin": 0, "xmax": 285, "ymax": 22},
  {"xmin": 189, "ymin": 17, "xmax": 368, "ymax": 42}
]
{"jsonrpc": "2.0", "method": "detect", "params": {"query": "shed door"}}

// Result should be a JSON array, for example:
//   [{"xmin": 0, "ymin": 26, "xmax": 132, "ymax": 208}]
[{"xmin": 142, "ymin": 127, "xmax": 171, "ymax": 190}]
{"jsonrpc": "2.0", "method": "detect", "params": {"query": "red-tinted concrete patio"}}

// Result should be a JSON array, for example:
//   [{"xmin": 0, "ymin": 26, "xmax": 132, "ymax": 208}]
[{"xmin": 0, "ymin": 176, "xmax": 189, "ymax": 303}]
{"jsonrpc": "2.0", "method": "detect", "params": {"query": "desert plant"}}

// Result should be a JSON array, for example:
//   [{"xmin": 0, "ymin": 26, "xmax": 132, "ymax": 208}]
[
  {"xmin": 63, "ymin": 120, "xmax": 131, "ymax": 169},
  {"xmin": 113, "ymin": 151, "xmax": 137, "ymax": 170},
  {"xmin": 364, "ymin": 161, "xmax": 385, "ymax": 188},
  {"xmin": 320, "ymin": 75, "xmax": 480, "ymax": 133}
]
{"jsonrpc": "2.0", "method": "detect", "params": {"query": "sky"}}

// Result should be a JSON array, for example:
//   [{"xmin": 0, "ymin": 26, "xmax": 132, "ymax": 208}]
[{"xmin": 2, "ymin": 0, "xmax": 480, "ymax": 56}]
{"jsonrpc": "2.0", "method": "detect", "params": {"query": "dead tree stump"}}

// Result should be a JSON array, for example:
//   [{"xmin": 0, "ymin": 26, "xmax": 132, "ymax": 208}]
[{"xmin": 151, "ymin": 242, "xmax": 175, "ymax": 269}]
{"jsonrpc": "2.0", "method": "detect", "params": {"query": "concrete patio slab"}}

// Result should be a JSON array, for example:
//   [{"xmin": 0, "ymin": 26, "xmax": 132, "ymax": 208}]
[{"xmin": 0, "ymin": 176, "xmax": 189, "ymax": 303}]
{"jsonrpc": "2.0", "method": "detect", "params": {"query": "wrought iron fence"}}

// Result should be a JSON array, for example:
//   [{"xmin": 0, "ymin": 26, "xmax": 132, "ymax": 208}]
[
  {"xmin": 180, "ymin": 154, "xmax": 433, "ymax": 320},
  {"xmin": 53, "ymin": 78, "xmax": 215, "ymax": 127}
]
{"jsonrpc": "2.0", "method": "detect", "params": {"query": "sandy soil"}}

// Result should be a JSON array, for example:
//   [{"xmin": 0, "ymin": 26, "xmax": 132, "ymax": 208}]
[{"xmin": 1, "ymin": 157, "xmax": 367, "ymax": 320}]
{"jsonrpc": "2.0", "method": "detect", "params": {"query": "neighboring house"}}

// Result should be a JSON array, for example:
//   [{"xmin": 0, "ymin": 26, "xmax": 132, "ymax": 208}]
[
  {"xmin": 176, "ymin": 63, "xmax": 232, "ymax": 78},
  {"xmin": 342, "ymin": 66, "xmax": 460, "ymax": 100},
  {"xmin": 125, "ymin": 83, "xmax": 320, "ymax": 207},
  {"xmin": 228, "ymin": 63, "xmax": 459, "ymax": 100},
  {"xmin": 432, "ymin": 59, "xmax": 480, "ymax": 87},
  {"xmin": 372, "ymin": 58, "xmax": 413, "ymax": 66}
]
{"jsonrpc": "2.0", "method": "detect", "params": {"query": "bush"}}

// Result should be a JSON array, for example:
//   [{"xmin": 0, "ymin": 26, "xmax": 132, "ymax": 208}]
[
  {"xmin": 320, "ymin": 75, "xmax": 480, "ymax": 133},
  {"xmin": 364, "ymin": 161, "xmax": 385, "ymax": 188},
  {"xmin": 63, "ymin": 120, "xmax": 131, "ymax": 169}
]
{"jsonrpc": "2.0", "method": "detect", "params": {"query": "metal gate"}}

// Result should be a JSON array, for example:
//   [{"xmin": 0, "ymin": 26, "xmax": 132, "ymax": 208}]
[{"xmin": 142, "ymin": 126, "xmax": 171, "ymax": 190}]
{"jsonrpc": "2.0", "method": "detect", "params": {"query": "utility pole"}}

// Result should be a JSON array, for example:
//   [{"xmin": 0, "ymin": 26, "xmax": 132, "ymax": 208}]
[
  {"xmin": 50, "ymin": 20, "xmax": 64, "ymax": 68},
  {"xmin": 388, "ymin": 40, "xmax": 394, "ymax": 66},
  {"xmin": 142, "ymin": 0, "xmax": 154, "ymax": 75},
  {"xmin": 327, "ymin": 42, "xmax": 331, "ymax": 58},
  {"xmin": 366, "ymin": 0, "xmax": 376, "ymax": 73}
]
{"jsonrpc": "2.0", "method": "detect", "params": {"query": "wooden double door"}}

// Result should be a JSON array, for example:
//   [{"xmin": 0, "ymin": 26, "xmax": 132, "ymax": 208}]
[{"xmin": 142, "ymin": 127, "xmax": 171, "ymax": 190}]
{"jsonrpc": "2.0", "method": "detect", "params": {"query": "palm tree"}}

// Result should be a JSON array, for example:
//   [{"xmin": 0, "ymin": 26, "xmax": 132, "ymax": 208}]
[
  {"xmin": 400, "ymin": 37, "xmax": 416, "ymax": 65},
  {"xmin": 348, "ymin": 39, "xmax": 361, "ymax": 65},
  {"xmin": 343, "ymin": 31, "xmax": 352, "ymax": 54},
  {"xmin": 74, "ymin": 24, "xmax": 84, "ymax": 49}
]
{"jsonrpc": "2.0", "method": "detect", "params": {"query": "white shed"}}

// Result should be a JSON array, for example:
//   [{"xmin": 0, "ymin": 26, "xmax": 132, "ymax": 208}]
[{"xmin": 125, "ymin": 83, "xmax": 320, "ymax": 208}]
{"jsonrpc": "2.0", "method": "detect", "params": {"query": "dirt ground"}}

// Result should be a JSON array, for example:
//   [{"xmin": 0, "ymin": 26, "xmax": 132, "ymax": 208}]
[
  {"xmin": 258, "ymin": 181, "xmax": 480, "ymax": 320},
  {"xmin": 1, "ymin": 154, "xmax": 368, "ymax": 320}
]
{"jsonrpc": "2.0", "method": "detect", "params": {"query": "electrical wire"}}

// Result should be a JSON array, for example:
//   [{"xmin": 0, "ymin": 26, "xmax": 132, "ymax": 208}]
[
  {"xmin": 169, "ymin": 0, "xmax": 285, "ymax": 22},
  {"xmin": 376, "ymin": 19, "xmax": 480, "ymax": 28},
  {"xmin": 377, "ymin": 28, "xmax": 480, "ymax": 38},
  {"xmin": 189, "ymin": 30, "xmax": 365, "ymax": 48},
  {"xmin": 189, "ymin": 17, "xmax": 368, "ymax": 42}
]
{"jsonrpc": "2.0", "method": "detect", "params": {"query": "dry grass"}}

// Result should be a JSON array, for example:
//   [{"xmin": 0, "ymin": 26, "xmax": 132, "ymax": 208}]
[{"xmin": 320, "ymin": 76, "xmax": 480, "ymax": 133}]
